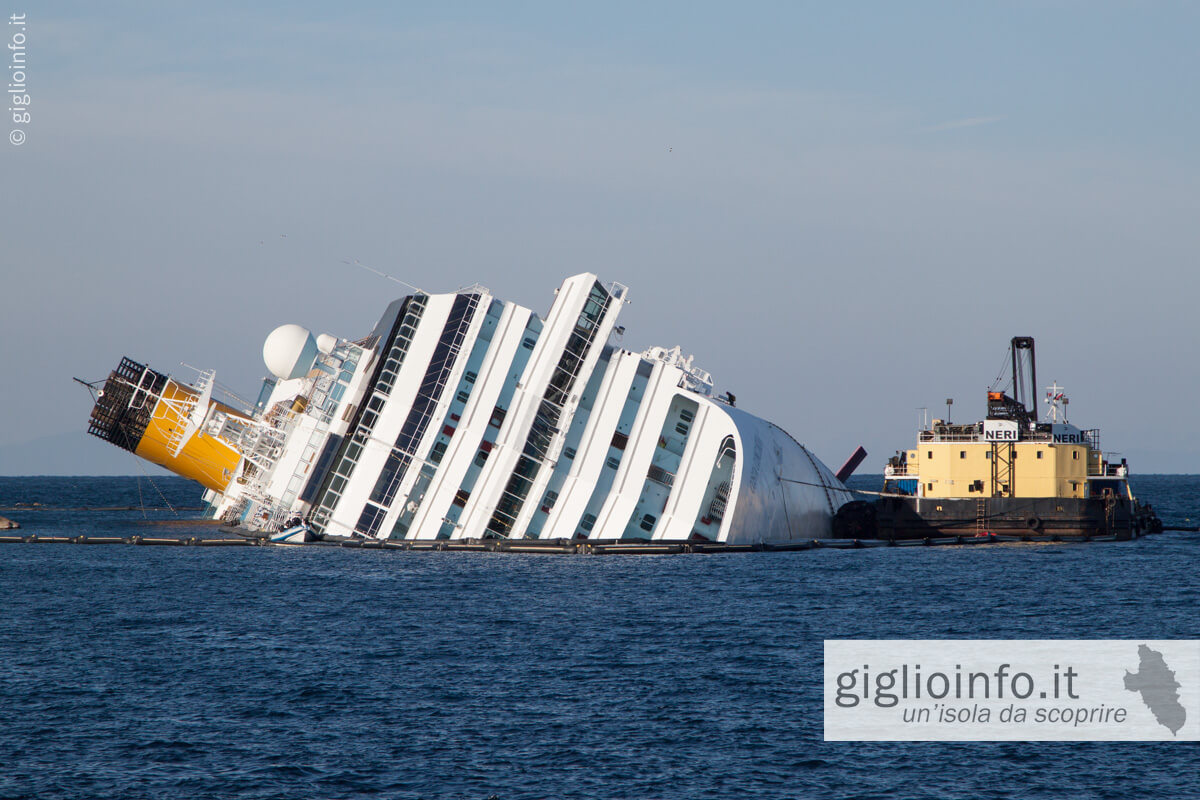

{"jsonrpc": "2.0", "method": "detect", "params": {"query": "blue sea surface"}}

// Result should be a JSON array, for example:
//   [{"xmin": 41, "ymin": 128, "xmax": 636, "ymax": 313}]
[{"xmin": 0, "ymin": 475, "xmax": 1196, "ymax": 800}]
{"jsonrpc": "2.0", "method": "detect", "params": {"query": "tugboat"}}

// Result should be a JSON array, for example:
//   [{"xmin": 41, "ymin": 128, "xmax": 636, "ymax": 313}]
[{"xmin": 835, "ymin": 337, "xmax": 1161, "ymax": 541}]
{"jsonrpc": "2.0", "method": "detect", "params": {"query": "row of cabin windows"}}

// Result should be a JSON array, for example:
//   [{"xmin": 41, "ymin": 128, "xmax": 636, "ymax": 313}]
[
  {"xmin": 313, "ymin": 302, "xmax": 427, "ymax": 522},
  {"xmin": 368, "ymin": 297, "xmax": 478, "ymax": 511},
  {"xmin": 374, "ymin": 303, "xmax": 425, "ymax": 396},
  {"xmin": 928, "ymin": 449, "xmax": 1077, "ymax": 461},
  {"xmin": 562, "ymin": 434, "xmax": 646, "ymax": 465},
  {"xmin": 579, "ymin": 511, "xmax": 655, "ymax": 536},
  {"xmin": 425, "ymin": 412, "xmax": 465, "ymax": 468},
  {"xmin": 489, "ymin": 285, "xmax": 610, "ymax": 537}
]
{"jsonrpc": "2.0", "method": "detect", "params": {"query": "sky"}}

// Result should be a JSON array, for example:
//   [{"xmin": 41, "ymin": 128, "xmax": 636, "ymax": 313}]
[{"xmin": 1, "ymin": 1, "xmax": 1198, "ymax": 476}]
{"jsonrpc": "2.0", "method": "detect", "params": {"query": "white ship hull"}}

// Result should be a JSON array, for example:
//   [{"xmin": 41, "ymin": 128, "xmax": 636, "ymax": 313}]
[{"xmin": 86, "ymin": 274, "xmax": 852, "ymax": 545}]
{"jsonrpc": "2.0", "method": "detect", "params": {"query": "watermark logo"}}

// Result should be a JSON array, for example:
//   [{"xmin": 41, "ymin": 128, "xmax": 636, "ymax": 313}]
[
  {"xmin": 8, "ymin": 11, "xmax": 27, "ymax": 146},
  {"xmin": 824, "ymin": 640, "xmax": 1200, "ymax": 741}
]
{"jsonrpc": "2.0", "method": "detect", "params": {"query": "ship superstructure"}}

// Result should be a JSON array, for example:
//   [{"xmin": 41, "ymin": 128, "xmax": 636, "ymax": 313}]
[
  {"xmin": 85, "ymin": 274, "xmax": 853, "ymax": 544},
  {"xmin": 835, "ymin": 336, "xmax": 1160, "ymax": 539}
]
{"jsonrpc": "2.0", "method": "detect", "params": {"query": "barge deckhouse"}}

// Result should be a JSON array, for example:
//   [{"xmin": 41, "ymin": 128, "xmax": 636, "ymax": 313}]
[{"xmin": 835, "ymin": 336, "xmax": 1160, "ymax": 540}]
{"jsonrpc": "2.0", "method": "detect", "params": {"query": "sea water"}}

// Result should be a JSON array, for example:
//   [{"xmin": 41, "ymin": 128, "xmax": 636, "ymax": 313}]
[{"xmin": 0, "ymin": 475, "xmax": 1196, "ymax": 799}]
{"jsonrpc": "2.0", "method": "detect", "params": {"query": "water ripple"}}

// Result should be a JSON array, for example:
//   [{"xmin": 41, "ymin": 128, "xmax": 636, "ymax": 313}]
[{"xmin": 0, "ymin": 476, "xmax": 1196, "ymax": 799}]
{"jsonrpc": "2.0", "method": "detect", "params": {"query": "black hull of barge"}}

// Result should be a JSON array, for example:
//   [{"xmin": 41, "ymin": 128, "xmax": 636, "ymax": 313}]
[{"xmin": 835, "ymin": 496, "xmax": 1160, "ymax": 541}]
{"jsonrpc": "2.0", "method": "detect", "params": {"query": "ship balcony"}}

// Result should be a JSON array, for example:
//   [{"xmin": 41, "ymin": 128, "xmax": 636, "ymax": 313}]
[
  {"xmin": 918, "ymin": 430, "xmax": 982, "ymax": 442},
  {"xmin": 1088, "ymin": 460, "xmax": 1128, "ymax": 478}
]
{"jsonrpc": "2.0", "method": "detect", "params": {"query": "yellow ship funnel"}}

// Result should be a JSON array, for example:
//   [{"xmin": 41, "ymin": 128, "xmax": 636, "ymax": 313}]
[{"xmin": 86, "ymin": 358, "xmax": 245, "ymax": 493}]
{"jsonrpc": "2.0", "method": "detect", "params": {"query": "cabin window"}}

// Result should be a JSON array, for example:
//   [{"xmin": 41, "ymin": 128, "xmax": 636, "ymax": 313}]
[
  {"xmin": 1073, "ymin": 451, "xmax": 1079, "ymax": 460},
  {"xmin": 430, "ymin": 441, "xmax": 448, "ymax": 464},
  {"xmin": 639, "ymin": 514, "xmax": 657, "ymax": 532},
  {"xmin": 580, "ymin": 513, "xmax": 597, "ymax": 532},
  {"xmin": 1037, "ymin": 450, "xmax": 1044, "ymax": 459},
  {"xmin": 464, "ymin": 371, "xmax": 477, "ymax": 384},
  {"xmin": 611, "ymin": 432, "xmax": 628, "ymax": 450},
  {"xmin": 679, "ymin": 409, "xmax": 695, "ymax": 423},
  {"xmin": 985, "ymin": 451, "xmax": 992, "ymax": 460},
  {"xmin": 959, "ymin": 451, "xmax": 966, "ymax": 459},
  {"xmin": 675, "ymin": 423, "xmax": 690, "ymax": 436},
  {"xmin": 606, "ymin": 456, "xmax": 620, "ymax": 470},
  {"xmin": 456, "ymin": 391, "xmax": 470, "ymax": 404},
  {"xmin": 927, "ymin": 451, "xmax": 933, "ymax": 459},
  {"xmin": 563, "ymin": 447, "xmax": 576, "ymax": 460},
  {"xmin": 522, "ymin": 337, "xmax": 536, "ymax": 350},
  {"xmin": 927, "ymin": 483, "xmax": 933, "ymax": 492},
  {"xmin": 474, "ymin": 450, "xmax": 488, "ymax": 467}
]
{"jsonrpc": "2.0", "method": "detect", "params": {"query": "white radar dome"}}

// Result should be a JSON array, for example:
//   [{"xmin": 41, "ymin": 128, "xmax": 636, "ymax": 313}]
[
  {"xmin": 263, "ymin": 324, "xmax": 320, "ymax": 380},
  {"xmin": 316, "ymin": 333, "xmax": 338, "ymax": 355}
]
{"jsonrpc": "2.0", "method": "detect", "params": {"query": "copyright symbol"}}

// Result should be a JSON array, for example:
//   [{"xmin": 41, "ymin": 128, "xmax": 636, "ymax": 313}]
[{"xmin": 9, "ymin": 129, "xmax": 24, "ymax": 146}]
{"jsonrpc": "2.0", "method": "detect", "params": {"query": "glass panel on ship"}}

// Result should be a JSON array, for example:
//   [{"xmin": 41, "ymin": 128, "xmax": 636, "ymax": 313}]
[
  {"xmin": 484, "ymin": 281, "xmax": 613, "ymax": 538},
  {"xmin": 309, "ymin": 295, "xmax": 427, "ymax": 535},
  {"xmin": 619, "ymin": 394, "xmax": 700, "ymax": 540},
  {"xmin": 226, "ymin": 338, "xmax": 367, "ymax": 526},
  {"xmin": 354, "ymin": 292, "xmax": 483, "ymax": 537},
  {"xmin": 572, "ymin": 359, "xmax": 653, "ymax": 538},
  {"xmin": 520, "ymin": 346, "xmax": 614, "ymax": 539},
  {"xmin": 434, "ymin": 314, "xmax": 544, "ymax": 539},
  {"xmin": 387, "ymin": 298, "xmax": 505, "ymax": 539},
  {"xmin": 276, "ymin": 345, "xmax": 363, "ymax": 509}
]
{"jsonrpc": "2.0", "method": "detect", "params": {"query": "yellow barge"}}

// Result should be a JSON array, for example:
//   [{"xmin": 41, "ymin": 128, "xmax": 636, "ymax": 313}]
[{"xmin": 835, "ymin": 337, "xmax": 1161, "ymax": 540}]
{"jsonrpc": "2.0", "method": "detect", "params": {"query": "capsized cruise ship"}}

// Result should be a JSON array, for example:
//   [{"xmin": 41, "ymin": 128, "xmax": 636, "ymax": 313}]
[{"xmin": 83, "ymin": 274, "xmax": 854, "ymax": 544}]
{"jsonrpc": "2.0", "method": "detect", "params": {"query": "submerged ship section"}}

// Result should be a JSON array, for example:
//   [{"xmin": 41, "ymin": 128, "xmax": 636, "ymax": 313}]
[{"xmin": 84, "ymin": 273, "xmax": 852, "ymax": 545}]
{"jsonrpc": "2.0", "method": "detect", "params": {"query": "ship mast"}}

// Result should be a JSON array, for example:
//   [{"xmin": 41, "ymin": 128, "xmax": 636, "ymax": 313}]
[{"xmin": 1010, "ymin": 336, "xmax": 1037, "ymax": 426}]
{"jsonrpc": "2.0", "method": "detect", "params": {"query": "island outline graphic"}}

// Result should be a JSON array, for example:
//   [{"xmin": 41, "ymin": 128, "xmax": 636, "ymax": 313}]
[{"xmin": 1123, "ymin": 644, "xmax": 1187, "ymax": 736}]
